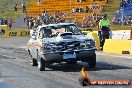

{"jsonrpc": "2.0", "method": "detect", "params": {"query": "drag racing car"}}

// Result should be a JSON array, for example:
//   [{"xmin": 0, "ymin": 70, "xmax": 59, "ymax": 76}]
[{"xmin": 27, "ymin": 23, "xmax": 96, "ymax": 71}]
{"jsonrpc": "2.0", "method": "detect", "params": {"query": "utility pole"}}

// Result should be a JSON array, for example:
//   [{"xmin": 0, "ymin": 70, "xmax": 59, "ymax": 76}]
[
  {"xmin": 121, "ymin": 8, "xmax": 124, "ymax": 25},
  {"xmin": 70, "ymin": 0, "xmax": 71, "ymax": 10}
]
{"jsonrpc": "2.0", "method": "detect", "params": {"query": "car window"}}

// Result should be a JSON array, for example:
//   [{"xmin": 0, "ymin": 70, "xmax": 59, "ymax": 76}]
[{"xmin": 40, "ymin": 24, "xmax": 82, "ymax": 38}]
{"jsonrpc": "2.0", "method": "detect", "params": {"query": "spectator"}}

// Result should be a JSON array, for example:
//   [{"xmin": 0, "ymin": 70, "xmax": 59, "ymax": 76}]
[
  {"xmin": 14, "ymin": 3, "xmax": 17, "ymax": 12},
  {"xmin": 72, "ymin": 7, "xmax": 76, "ymax": 13},
  {"xmin": 23, "ymin": 14, "xmax": 28, "ymax": 22},
  {"xmin": 99, "ymin": 13, "xmax": 110, "ymax": 49},
  {"xmin": 0, "ymin": 28, "xmax": 2, "ymax": 36},
  {"xmin": 63, "ymin": 12, "xmax": 67, "ymax": 17},
  {"xmin": 29, "ymin": 17, "xmax": 34, "ymax": 29},
  {"xmin": 90, "ymin": 3, "xmax": 96, "ymax": 10},
  {"xmin": 92, "ymin": 12, "xmax": 97, "ymax": 20},
  {"xmin": 0, "ymin": 17, "xmax": 4, "ymax": 25},
  {"xmin": 79, "ymin": 6, "xmax": 84, "ymax": 12},
  {"xmin": 76, "ymin": 0, "xmax": 79, "ymax": 2},
  {"xmin": 7, "ymin": 18, "xmax": 12, "ymax": 30},
  {"xmin": 42, "ymin": 10, "xmax": 47, "ymax": 16},
  {"xmin": 96, "ymin": 18, "xmax": 102, "ymax": 46},
  {"xmin": 22, "ymin": 2, "xmax": 26, "ymax": 13},
  {"xmin": 38, "ymin": 0, "xmax": 44, "ymax": 5},
  {"xmin": 82, "ymin": 15, "xmax": 89, "ymax": 27},
  {"xmin": 75, "ymin": 7, "xmax": 79, "ymax": 12},
  {"xmin": 4, "ymin": 18, "xmax": 7, "ymax": 25},
  {"xmin": 79, "ymin": 0, "xmax": 83, "ymax": 3},
  {"xmin": 82, "ymin": 0, "xmax": 86, "ymax": 2},
  {"xmin": 74, "ymin": 18, "xmax": 79, "ymax": 26},
  {"xmin": 85, "ymin": 6, "xmax": 89, "ymax": 13},
  {"xmin": 33, "ymin": 18, "xmax": 39, "ymax": 28}
]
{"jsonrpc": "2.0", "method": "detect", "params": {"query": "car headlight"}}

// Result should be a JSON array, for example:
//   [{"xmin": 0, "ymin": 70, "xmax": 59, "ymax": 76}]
[
  {"xmin": 80, "ymin": 40, "xmax": 95, "ymax": 48},
  {"xmin": 44, "ymin": 45, "xmax": 52, "ymax": 50},
  {"xmin": 80, "ymin": 41, "xmax": 88, "ymax": 47},
  {"xmin": 90, "ymin": 40, "xmax": 95, "ymax": 47}
]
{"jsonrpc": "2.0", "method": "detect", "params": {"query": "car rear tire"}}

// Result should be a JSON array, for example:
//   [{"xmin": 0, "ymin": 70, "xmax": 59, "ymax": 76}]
[
  {"xmin": 37, "ymin": 57, "xmax": 45, "ymax": 71},
  {"xmin": 88, "ymin": 54, "xmax": 96, "ymax": 68}
]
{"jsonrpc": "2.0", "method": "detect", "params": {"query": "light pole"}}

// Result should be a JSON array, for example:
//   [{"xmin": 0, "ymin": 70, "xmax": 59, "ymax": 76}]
[
  {"xmin": 120, "ymin": 8, "xmax": 124, "ymax": 25},
  {"xmin": 70, "ymin": 0, "xmax": 71, "ymax": 10}
]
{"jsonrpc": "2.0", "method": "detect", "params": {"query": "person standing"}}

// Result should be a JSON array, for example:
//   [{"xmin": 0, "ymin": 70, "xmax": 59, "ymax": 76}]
[
  {"xmin": 0, "ymin": 17, "xmax": 4, "ymax": 25},
  {"xmin": 99, "ymin": 13, "xmax": 110, "ymax": 49},
  {"xmin": 96, "ymin": 18, "xmax": 102, "ymax": 47},
  {"xmin": 4, "ymin": 18, "xmax": 8, "ymax": 25},
  {"xmin": 7, "ymin": 18, "xmax": 12, "ymax": 30},
  {"xmin": 0, "ymin": 28, "xmax": 2, "ymax": 36},
  {"xmin": 22, "ymin": 2, "xmax": 26, "ymax": 13},
  {"xmin": 14, "ymin": 3, "xmax": 18, "ymax": 12}
]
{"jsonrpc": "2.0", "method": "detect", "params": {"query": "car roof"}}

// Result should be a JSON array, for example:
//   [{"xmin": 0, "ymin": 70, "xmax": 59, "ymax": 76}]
[{"xmin": 39, "ymin": 23, "xmax": 75, "ymax": 28}]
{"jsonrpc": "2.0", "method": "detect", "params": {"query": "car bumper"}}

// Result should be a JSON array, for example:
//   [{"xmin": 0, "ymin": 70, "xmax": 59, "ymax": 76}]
[{"xmin": 39, "ymin": 47, "xmax": 96, "ymax": 62}]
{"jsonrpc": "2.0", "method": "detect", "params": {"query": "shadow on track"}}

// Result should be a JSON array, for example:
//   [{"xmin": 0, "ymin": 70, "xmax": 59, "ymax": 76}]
[{"xmin": 44, "ymin": 61, "xmax": 132, "ymax": 72}]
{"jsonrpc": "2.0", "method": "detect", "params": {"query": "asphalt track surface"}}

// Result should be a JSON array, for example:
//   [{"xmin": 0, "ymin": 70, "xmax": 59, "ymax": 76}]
[{"xmin": 0, "ymin": 37, "xmax": 132, "ymax": 88}]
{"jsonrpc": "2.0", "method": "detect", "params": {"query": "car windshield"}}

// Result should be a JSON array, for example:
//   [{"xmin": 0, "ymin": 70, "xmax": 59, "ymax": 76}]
[
  {"xmin": 57, "ymin": 24, "xmax": 82, "ymax": 35},
  {"xmin": 40, "ymin": 24, "xmax": 82, "ymax": 38}
]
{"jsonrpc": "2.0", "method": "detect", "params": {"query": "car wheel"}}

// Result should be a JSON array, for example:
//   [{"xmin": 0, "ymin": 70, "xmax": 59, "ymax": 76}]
[
  {"xmin": 30, "ymin": 55, "xmax": 38, "ymax": 66},
  {"xmin": 37, "ymin": 57, "xmax": 45, "ymax": 71},
  {"xmin": 88, "ymin": 54, "xmax": 96, "ymax": 68}
]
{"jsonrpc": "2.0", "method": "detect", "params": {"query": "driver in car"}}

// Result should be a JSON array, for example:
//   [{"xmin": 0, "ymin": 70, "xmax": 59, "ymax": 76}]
[{"xmin": 51, "ymin": 28, "xmax": 64, "ymax": 36}]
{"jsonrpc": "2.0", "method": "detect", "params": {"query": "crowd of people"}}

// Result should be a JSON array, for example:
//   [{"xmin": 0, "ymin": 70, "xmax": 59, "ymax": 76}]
[
  {"xmin": 72, "ymin": 6, "xmax": 89, "ymax": 13},
  {"xmin": 112, "ymin": 15, "xmax": 132, "ymax": 25},
  {"xmin": 112, "ymin": 0, "xmax": 132, "ymax": 25},
  {"xmin": 82, "ymin": 13, "xmax": 100, "ymax": 28},
  {"xmin": 72, "ymin": 3, "xmax": 103, "ymax": 13},
  {"xmin": 24, "ymin": 10, "xmax": 101, "ymax": 29},
  {"xmin": 120, "ymin": 0, "xmax": 132, "ymax": 7},
  {"xmin": 24, "ymin": 11, "xmax": 69, "ymax": 29},
  {"xmin": 3, "ymin": 0, "xmax": 105, "ymax": 30}
]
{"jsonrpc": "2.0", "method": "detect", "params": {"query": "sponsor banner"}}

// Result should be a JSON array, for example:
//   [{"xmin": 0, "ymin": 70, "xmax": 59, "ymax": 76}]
[
  {"xmin": 2, "ymin": 30, "xmax": 30, "ymax": 38},
  {"xmin": 8, "ymin": 31, "xmax": 30, "ymax": 37},
  {"xmin": 0, "ymin": 25, "xmax": 30, "ymax": 38}
]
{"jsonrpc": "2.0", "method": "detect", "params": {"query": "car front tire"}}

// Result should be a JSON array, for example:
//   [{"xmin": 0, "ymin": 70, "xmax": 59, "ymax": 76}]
[
  {"xmin": 88, "ymin": 54, "xmax": 96, "ymax": 68},
  {"xmin": 37, "ymin": 57, "xmax": 45, "ymax": 71}
]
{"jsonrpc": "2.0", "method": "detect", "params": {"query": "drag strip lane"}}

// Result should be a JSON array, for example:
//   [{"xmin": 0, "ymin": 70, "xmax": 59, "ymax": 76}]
[{"xmin": 0, "ymin": 47, "xmax": 132, "ymax": 88}]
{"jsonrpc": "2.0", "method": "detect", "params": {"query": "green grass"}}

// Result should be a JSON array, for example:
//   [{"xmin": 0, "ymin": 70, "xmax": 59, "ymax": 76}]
[{"xmin": 0, "ymin": 0, "xmax": 33, "ymax": 19}]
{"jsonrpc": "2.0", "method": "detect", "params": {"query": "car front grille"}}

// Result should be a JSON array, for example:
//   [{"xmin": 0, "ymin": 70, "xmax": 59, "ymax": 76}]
[
  {"xmin": 44, "ymin": 40, "xmax": 95, "ymax": 54},
  {"xmin": 44, "ymin": 41, "xmax": 80, "ymax": 53}
]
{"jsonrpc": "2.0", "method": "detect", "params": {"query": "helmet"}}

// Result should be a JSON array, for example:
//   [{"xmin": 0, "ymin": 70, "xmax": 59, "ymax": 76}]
[{"xmin": 102, "ymin": 13, "xmax": 107, "ymax": 18}]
